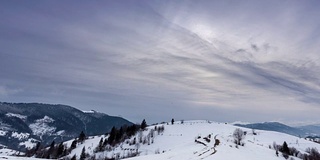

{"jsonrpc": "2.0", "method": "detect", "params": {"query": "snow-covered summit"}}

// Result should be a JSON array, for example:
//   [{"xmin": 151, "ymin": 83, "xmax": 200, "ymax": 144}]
[{"xmin": 82, "ymin": 110, "xmax": 97, "ymax": 114}]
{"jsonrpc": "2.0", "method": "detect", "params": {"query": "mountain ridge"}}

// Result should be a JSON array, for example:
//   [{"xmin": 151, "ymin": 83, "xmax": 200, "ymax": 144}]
[
  {"xmin": 0, "ymin": 102, "xmax": 133, "ymax": 151},
  {"xmin": 234, "ymin": 121, "xmax": 320, "ymax": 138}
]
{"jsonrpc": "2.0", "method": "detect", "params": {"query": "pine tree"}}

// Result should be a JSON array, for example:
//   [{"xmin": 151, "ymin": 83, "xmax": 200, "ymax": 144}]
[
  {"xmin": 34, "ymin": 142, "xmax": 41, "ymax": 152},
  {"xmin": 46, "ymin": 141, "xmax": 55, "ymax": 158},
  {"xmin": 56, "ymin": 142, "xmax": 65, "ymax": 158},
  {"xmin": 108, "ymin": 127, "xmax": 117, "ymax": 145},
  {"xmin": 115, "ymin": 127, "xmax": 124, "ymax": 142},
  {"xmin": 103, "ymin": 138, "xmax": 108, "ymax": 147},
  {"xmin": 70, "ymin": 139, "xmax": 77, "ymax": 150},
  {"xmin": 281, "ymin": 141, "xmax": 290, "ymax": 157},
  {"xmin": 62, "ymin": 148, "xmax": 67, "ymax": 158},
  {"xmin": 127, "ymin": 124, "xmax": 138, "ymax": 137},
  {"xmin": 79, "ymin": 131, "xmax": 86, "ymax": 143},
  {"xmin": 97, "ymin": 138, "xmax": 104, "ymax": 152},
  {"xmin": 30, "ymin": 142, "xmax": 41, "ymax": 157},
  {"xmin": 80, "ymin": 146, "xmax": 86, "ymax": 160},
  {"xmin": 141, "ymin": 119, "xmax": 147, "ymax": 130},
  {"xmin": 49, "ymin": 141, "xmax": 55, "ymax": 149},
  {"xmin": 71, "ymin": 154, "xmax": 77, "ymax": 160}
]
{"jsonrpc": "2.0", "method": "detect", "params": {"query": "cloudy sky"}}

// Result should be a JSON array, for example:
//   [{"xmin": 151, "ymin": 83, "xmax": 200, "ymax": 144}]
[{"xmin": 1, "ymin": 0, "xmax": 320, "ymax": 125}]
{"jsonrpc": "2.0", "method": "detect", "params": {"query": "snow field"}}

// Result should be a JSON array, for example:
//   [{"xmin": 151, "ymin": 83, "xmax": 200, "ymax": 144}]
[{"xmin": 59, "ymin": 120, "xmax": 320, "ymax": 160}]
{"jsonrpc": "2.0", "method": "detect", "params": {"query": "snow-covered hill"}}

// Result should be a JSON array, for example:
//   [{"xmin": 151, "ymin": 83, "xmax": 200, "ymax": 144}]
[{"xmin": 60, "ymin": 120, "xmax": 320, "ymax": 160}]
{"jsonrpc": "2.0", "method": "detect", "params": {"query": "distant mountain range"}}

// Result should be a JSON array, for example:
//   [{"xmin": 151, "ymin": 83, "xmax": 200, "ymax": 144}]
[
  {"xmin": 0, "ymin": 102, "xmax": 132, "ymax": 151},
  {"xmin": 234, "ymin": 122, "xmax": 320, "ymax": 138}
]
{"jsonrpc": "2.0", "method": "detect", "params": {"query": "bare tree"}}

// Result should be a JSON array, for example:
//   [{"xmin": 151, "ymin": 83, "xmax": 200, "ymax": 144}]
[
  {"xmin": 147, "ymin": 132, "xmax": 151, "ymax": 145},
  {"xmin": 233, "ymin": 128, "xmax": 245, "ymax": 146},
  {"xmin": 150, "ymin": 129, "xmax": 154, "ymax": 138},
  {"xmin": 252, "ymin": 129, "xmax": 257, "ymax": 135},
  {"xmin": 138, "ymin": 131, "xmax": 143, "ymax": 143},
  {"xmin": 135, "ymin": 143, "xmax": 140, "ymax": 154}
]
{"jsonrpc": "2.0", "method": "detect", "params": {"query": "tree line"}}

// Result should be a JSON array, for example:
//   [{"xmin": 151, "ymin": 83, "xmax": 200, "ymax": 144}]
[{"xmin": 25, "ymin": 119, "xmax": 166, "ymax": 160}]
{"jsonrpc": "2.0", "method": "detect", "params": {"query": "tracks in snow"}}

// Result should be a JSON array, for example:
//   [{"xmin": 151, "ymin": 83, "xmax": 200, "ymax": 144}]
[{"xmin": 194, "ymin": 134, "xmax": 219, "ymax": 159}]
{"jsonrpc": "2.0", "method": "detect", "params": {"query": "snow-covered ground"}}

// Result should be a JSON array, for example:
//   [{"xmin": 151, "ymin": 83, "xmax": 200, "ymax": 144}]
[
  {"xmin": 0, "ymin": 130, "xmax": 7, "ymax": 136},
  {"xmin": 19, "ymin": 138, "xmax": 39, "ymax": 149},
  {"xmin": 0, "ymin": 122, "xmax": 12, "ymax": 131},
  {"xmin": 1, "ymin": 120, "xmax": 320, "ymax": 159},
  {"xmin": 61, "ymin": 120, "xmax": 320, "ymax": 160},
  {"xmin": 29, "ymin": 116, "xmax": 56, "ymax": 136},
  {"xmin": 11, "ymin": 132, "xmax": 30, "ymax": 140},
  {"xmin": 126, "ymin": 121, "xmax": 319, "ymax": 160},
  {"xmin": 0, "ymin": 147, "xmax": 23, "ymax": 158},
  {"xmin": 5, "ymin": 113, "xmax": 27, "ymax": 121},
  {"xmin": 0, "ymin": 156, "xmax": 48, "ymax": 160}
]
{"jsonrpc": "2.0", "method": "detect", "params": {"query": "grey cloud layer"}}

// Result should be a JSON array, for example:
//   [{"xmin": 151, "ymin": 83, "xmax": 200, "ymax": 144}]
[{"xmin": 1, "ymin": 0, "xmax": 320, "ymax": 124}]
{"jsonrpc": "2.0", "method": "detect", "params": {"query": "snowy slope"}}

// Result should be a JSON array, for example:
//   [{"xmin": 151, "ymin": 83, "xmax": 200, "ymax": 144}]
[
  {"xmin": 62, "ymin": 120, "xmax": 320, "ymax": 160},
  {"xmin": 0, "ymin": 156, "xmax": 49, "ymax": 160},
  {"xmin": 0, "ymin": 148, "xmax": 20, "ymax": 157}
]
